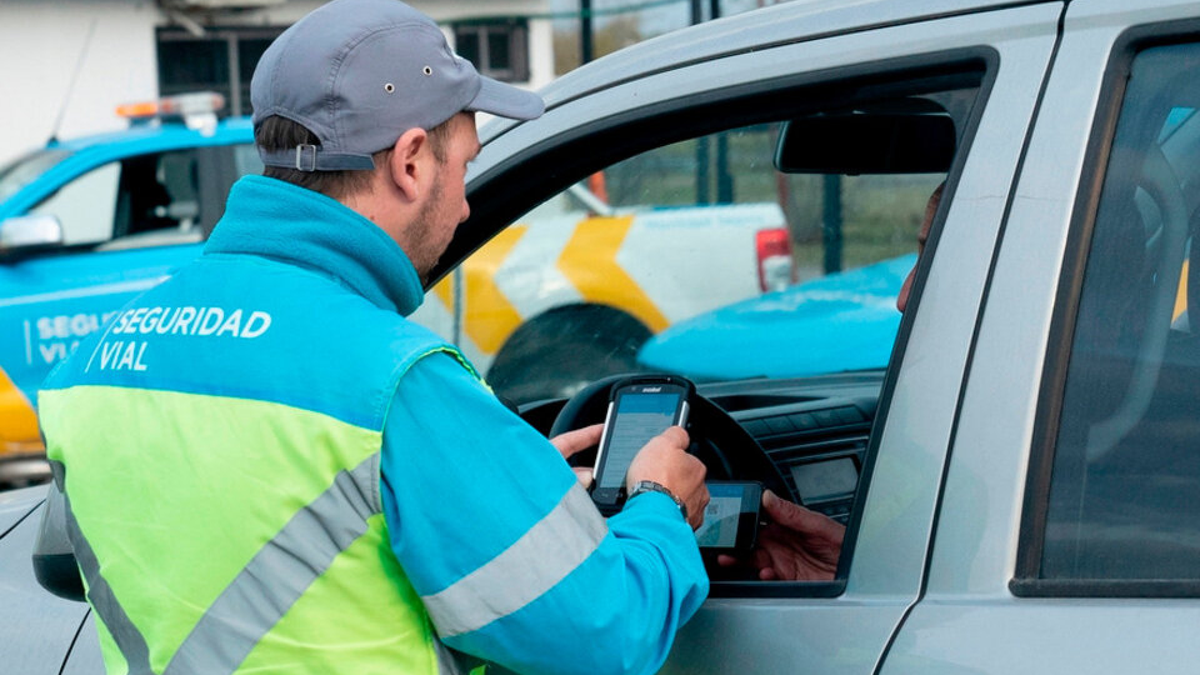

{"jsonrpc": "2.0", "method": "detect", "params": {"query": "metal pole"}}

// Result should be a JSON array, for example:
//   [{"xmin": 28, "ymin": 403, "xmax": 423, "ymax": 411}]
[
  {"xmin": 580, "ymin": 0, "xmax": 594, "ymax": 64},
  {"xmin": 691, "ymin": 0, "xmax": 708, "ymax": 204},
  {"xmin": 823, "ymin": 174, "xmax": 843, "ymax": 273},
  {"xmin": 709, "ymin": 0, "xmax": 731, "ymax": 203},
  {"xmin": 696, "ymin": 136, "xmax": 711, "ymax": 205},
  {"xmin": 716, "ymin": 133, "xmax": 732, "ymax": 203}
]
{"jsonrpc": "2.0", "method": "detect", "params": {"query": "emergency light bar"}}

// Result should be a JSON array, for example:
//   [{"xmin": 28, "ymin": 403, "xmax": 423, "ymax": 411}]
[{"xmin": 116, "ymin": 92, "xmax": 226, "ymax": 134}]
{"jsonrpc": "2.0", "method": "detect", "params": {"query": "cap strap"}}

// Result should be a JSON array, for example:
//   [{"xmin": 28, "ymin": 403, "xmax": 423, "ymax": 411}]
[{"xmin": 257, "ymin": 146, "xmax": 377, "ymax": 172}]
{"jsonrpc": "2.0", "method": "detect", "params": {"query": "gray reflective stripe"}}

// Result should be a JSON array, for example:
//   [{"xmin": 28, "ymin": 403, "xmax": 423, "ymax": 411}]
[
  {"xmin": 423, "ymin": 483, "xmax": 608, "ymax": 638},
  {"xmin": 162, "ymin": 453, "xmax": 381, "ymax": 675},
  {"xmin": 52, "ymin": 462, "xmax": 155, "ymax": 675}
]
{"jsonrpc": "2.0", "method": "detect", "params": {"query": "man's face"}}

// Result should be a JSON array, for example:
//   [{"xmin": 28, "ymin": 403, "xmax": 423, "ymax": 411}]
[
  {"xmin": 408, "ymin": 112, "xmax": 482, "ymax": 281},
  {"xmin": 896, "ymin": 184, "xmax": 943, "ymax": 313}
]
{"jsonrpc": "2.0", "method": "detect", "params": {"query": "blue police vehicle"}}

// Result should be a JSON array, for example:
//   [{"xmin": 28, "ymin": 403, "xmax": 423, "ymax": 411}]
[
  {"xmin": 636, "ymin": 254, "xmax": 913, "ymax": 382},
  {"xmin": 0, "ymin": 93, "xmax": 257, "ymax": 484}
]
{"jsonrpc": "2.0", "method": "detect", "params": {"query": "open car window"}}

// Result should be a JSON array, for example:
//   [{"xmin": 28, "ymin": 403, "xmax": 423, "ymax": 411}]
[{"xmin": 413, "ymin": 63, "xmax": 989, "ymax": 594}]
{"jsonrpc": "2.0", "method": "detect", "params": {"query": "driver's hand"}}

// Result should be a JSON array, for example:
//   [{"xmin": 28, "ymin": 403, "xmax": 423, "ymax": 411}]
[
  {"xmin": 626, "ymin": 426, "xmax": 709, "ymax": 529},
  {"xmin": 717, "ymin": 490, "xmax": 844, "ymax": 581},
  {"xmin": 550, "ymin": 423, "xmax": 604, "ymax": 488}
]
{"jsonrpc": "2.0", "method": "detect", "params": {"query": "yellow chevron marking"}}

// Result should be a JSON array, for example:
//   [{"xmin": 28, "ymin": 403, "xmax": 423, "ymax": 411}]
[
  {"xmin": 432, "ymin": 272, "xmax": 454, "ymax": 311},
  {"xmin": 1174, "ymin": 259, "xmax": 1189, "ymax": 323},
  {"xmin": 557, "ymin": 216, "xmax": 669, "ymax": 333},
  {"xmin": 463, "ymin": 225, "xmax": 528, "ymax": 354},
  {"xmin": 0, "ymin": 367, "xmax": 43, "ymax": 455}
]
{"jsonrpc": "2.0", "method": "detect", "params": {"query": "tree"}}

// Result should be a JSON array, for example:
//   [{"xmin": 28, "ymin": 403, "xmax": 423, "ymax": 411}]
[{"xmin": 553, "ymin": 15, "xmax": 644, "ymax": 75}]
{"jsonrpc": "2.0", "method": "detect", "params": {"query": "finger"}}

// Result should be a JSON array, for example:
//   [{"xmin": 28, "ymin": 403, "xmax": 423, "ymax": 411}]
[
  {"xmin": 653, "ymin": 425, "xmax": 690, "ymax": 451},
  {"xmin": 688, "ymin": 481, "xmax": 710, "ymax": 530},
  {"xmin": 762, "ymin": 489, "xmax": 822, "ymax": 531},
  {"xmin": 549, "ymin": 424, "xmax": 604, "ymax": 459},
  {"xmin": 572, "ymin": 467, "xmax": 594, "ymax": 488},
  {"xmin": 717, "ymin": 554, "xmax": 739, "ymax": 567}
]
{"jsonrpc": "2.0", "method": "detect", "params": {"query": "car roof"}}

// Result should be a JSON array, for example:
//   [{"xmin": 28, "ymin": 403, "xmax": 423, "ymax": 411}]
[
  {"xmin": 48, "ymin": 116, "xmax": 254, "ymax": 154},
  {"xmin": 480, "ymin": 0, "xmax": 1054, "ymax": 142}
]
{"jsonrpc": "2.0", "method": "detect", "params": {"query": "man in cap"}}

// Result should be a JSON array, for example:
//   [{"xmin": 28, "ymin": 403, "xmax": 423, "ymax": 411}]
[{"xmin": 35, "ymin": 1, "xmax": 710, "ymax": 673}]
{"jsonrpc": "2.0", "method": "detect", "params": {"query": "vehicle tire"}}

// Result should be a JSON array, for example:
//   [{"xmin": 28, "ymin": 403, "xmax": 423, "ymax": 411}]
[{"xmin": 487, "ymin": 305, "xmax": 653, "ymax": 404}]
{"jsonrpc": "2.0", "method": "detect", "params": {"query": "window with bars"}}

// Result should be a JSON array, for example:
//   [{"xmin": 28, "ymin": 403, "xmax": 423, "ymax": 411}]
[
  {"xmin": 453, "ymin": 20, "xmax": 530, "ymax": 83},
  {"xmin": 156, "ymin": 28, "xmax": 282, "ymax": 118}
]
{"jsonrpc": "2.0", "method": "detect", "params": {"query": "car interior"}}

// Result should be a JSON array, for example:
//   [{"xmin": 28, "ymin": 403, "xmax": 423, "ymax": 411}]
[{"xmin": 446, "ymin": 64, "xmax": 986, "ymax": 594}]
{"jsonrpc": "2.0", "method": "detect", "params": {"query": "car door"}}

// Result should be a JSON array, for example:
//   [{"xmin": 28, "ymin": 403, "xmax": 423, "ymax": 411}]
[
  {"xmin": 883, "ymin": 1, "xmax": 1200, "ymax": 672},
  {"xmin": 0, "ymin": 488, "xmax": 91, "ymax": 675},
  {"xmin": 453, "ymin": 3, "xmax": 1061, "ymax": 673}
]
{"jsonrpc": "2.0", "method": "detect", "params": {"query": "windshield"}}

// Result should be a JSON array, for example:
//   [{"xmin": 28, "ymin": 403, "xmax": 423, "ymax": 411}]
[{"xmin": 0, "ymin": 148, "xmax": 71, "ymax": 204}]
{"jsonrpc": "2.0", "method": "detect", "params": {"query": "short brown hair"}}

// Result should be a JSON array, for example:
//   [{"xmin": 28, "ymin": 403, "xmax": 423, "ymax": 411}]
[{"xmin": 254, "ymin": 115, "xmax": 452, "ymax": 200}]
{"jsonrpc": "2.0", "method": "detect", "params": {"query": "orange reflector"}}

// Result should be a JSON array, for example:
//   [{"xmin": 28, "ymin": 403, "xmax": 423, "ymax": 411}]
[
  {"xmin": 116, "ymin": 92, "xmax": 226, "ymax": 120},
  {"xmin": 116, "ymin": 101, "xmax": 161, "ymax": 118}
]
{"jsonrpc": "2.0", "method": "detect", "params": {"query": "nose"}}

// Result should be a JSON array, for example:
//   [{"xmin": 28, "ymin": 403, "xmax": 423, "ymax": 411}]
[{"xmin": 460, "ymin": 198, "xmax": 471, "ymax": 224}]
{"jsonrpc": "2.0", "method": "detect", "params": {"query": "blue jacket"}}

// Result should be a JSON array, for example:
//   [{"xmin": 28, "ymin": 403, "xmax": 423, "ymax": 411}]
[{"xmin": 189, "ymin": 176, "xmax": 706, "ymax": 674}]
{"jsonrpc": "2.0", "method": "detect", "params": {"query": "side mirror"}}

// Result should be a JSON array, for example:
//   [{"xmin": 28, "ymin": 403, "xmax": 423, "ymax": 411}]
[
  {"xmin": 0, "ymin": 214, "xmax": 64, "ymax": 258},
  {"xmin": 33, "ymin": 481, "xmax": 86, "ymax": 602}
]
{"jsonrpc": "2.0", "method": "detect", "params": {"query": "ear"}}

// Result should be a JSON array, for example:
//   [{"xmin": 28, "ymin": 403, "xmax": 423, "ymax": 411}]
[{"xmin": 387, "ymin": 127, "xmax": 431, "ymax": 202}]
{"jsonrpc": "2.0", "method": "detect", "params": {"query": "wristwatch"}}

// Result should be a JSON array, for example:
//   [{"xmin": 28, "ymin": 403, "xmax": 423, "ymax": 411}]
[{"xmin": 627, "ymin": 480, "xmax": 689, "ymax": 522}]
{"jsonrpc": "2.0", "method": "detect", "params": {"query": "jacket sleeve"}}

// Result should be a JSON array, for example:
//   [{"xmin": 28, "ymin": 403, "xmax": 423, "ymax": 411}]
[{"xmin": 379, "ymin": 352, "xmax": 709, "ymax": 675}]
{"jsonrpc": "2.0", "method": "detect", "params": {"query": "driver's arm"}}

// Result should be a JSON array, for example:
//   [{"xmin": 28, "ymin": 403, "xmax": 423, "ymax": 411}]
[{"xmin": 380, "ymin": 352, "xmax": 708, "ymax": 675}]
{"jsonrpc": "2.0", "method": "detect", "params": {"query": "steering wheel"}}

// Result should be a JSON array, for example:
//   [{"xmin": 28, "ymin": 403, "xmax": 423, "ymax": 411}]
[{"xmin": 548, "ymin": 374, "xmax": 792, "ymax": 501}]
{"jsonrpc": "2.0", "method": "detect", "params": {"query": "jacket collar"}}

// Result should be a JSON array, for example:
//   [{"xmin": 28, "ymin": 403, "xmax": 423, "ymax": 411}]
[{"xmin": 204, "ymin": 176, "xmax": 424, "ymax": 316}]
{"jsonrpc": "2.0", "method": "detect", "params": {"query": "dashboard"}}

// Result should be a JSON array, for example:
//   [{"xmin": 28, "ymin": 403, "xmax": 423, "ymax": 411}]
[
  {"xmin": 520, "ymin": 371, "xmax": 883, "ymax": 527},
  {"xmin": 701, "ymin": 372, "xmax": 881, "ymax": 525}
]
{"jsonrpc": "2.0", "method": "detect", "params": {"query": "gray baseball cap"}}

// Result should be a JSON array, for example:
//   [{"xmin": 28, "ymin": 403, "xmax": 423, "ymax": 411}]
[{"xmin": 251, "ymin": 0, "xmax": 544, "ymax": 172}]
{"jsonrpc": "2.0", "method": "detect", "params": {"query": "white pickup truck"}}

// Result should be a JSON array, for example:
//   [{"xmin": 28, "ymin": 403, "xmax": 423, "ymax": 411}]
[{"xmin": 412, "ymin": 183, "xmax": 793, "ymax": 401}]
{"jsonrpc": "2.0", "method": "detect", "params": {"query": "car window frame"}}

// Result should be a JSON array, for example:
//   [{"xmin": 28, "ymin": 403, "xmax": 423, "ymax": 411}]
[
  {"xmin": 455, "ymin": 47, "xmax": 1000, "ymax": 598},
  {"xmin": 1013, "ymin": 20, "xmax": 1200, "ymax": 599}
]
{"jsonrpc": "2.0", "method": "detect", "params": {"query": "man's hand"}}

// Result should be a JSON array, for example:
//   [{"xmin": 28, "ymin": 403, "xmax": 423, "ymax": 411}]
[
  {"xmin": 718, "ymin": 489, "xmax": 845, "ymax": 581},
  {"xmin": 549, "ymin": 423, "xmax": 603, "ymax": 488},
  {"xmin": 626, "ymin": 426, "xmax": 709, "ymax": 529}
]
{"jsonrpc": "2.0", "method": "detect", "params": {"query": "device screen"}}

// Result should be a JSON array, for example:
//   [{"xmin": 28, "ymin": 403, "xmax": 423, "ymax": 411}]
[
  {"xmin": 695, "ymin": 482, "xmax": 761, "ymax": 551},
  {"xmin": 596, "ymin": 392, "xmax": 682, "ymax": 491}
]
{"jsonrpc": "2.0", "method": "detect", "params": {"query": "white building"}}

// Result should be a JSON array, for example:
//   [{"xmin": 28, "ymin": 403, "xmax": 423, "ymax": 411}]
[{"xmin": 0, "ymin": 0, "xmax": 554, "ymax": 167}]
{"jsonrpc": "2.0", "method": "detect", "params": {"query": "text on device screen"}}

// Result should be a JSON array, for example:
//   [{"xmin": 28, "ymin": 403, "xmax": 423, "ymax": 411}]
[
  {"xmin": 695, "ymin": 484, "xmax": 744, "ymax": 547},
  {"xmin": 598, "ymin": 393, "xmax": 680, "ymax": 490}
]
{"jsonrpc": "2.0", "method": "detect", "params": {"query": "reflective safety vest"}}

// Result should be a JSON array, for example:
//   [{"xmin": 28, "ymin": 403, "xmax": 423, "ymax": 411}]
[{"xmin": 39, "ymin": 177, "xmax": 480, "ymax": 675}]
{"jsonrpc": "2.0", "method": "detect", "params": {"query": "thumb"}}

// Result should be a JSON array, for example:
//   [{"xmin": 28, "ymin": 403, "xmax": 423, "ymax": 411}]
[{"xmin": 762, "ymin": 489, "xmax": 812, "ymax": 531}]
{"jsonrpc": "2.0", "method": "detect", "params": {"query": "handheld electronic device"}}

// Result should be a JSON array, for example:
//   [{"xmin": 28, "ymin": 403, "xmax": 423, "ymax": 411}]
[
  {"xmin": 695, "ymin": 481, "xmax": 762, "ymax": 552},
  {"xmin": 591, "ymin": 376, "xmax": 693, "ymax": 509}
]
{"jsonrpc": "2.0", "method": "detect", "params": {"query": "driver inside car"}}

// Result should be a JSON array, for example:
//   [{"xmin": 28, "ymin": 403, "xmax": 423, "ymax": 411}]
[{"xmin": 717, "ymin": 182, "xmax": 943, "ymax": 582}]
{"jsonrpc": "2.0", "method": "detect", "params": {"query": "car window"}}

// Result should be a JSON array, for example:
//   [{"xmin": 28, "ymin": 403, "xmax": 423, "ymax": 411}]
[
  {"xmin": 443, "ymin": 121, "xmax": 943, "ymax": 406},
  {"xmin": 30, "ymin": 148, "xmax": 208, "ymax": 249},
  {"xmin": 233, "ymin": 143, "xmax": 264, "ymax": 177},
  {"xmin": 416, "ymin": 70, "xmax": 990, "ymax": 592},
  {"xmin": 1037, "ymin": 42, "xmax": 1200, "ymax": 583},
  {"xmin": 30, "ymin": 161, "xmax": 121, "ymax": 245},
  {"xmin": 0, "ymin": 148, "xmax": 71, "ymax": 203}
]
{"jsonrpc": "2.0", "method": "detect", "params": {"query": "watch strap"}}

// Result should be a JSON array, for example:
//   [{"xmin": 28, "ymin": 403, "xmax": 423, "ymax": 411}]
[{"xmin": 627, "ymin": 480, "xmax": 688, "ymax": 521}]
